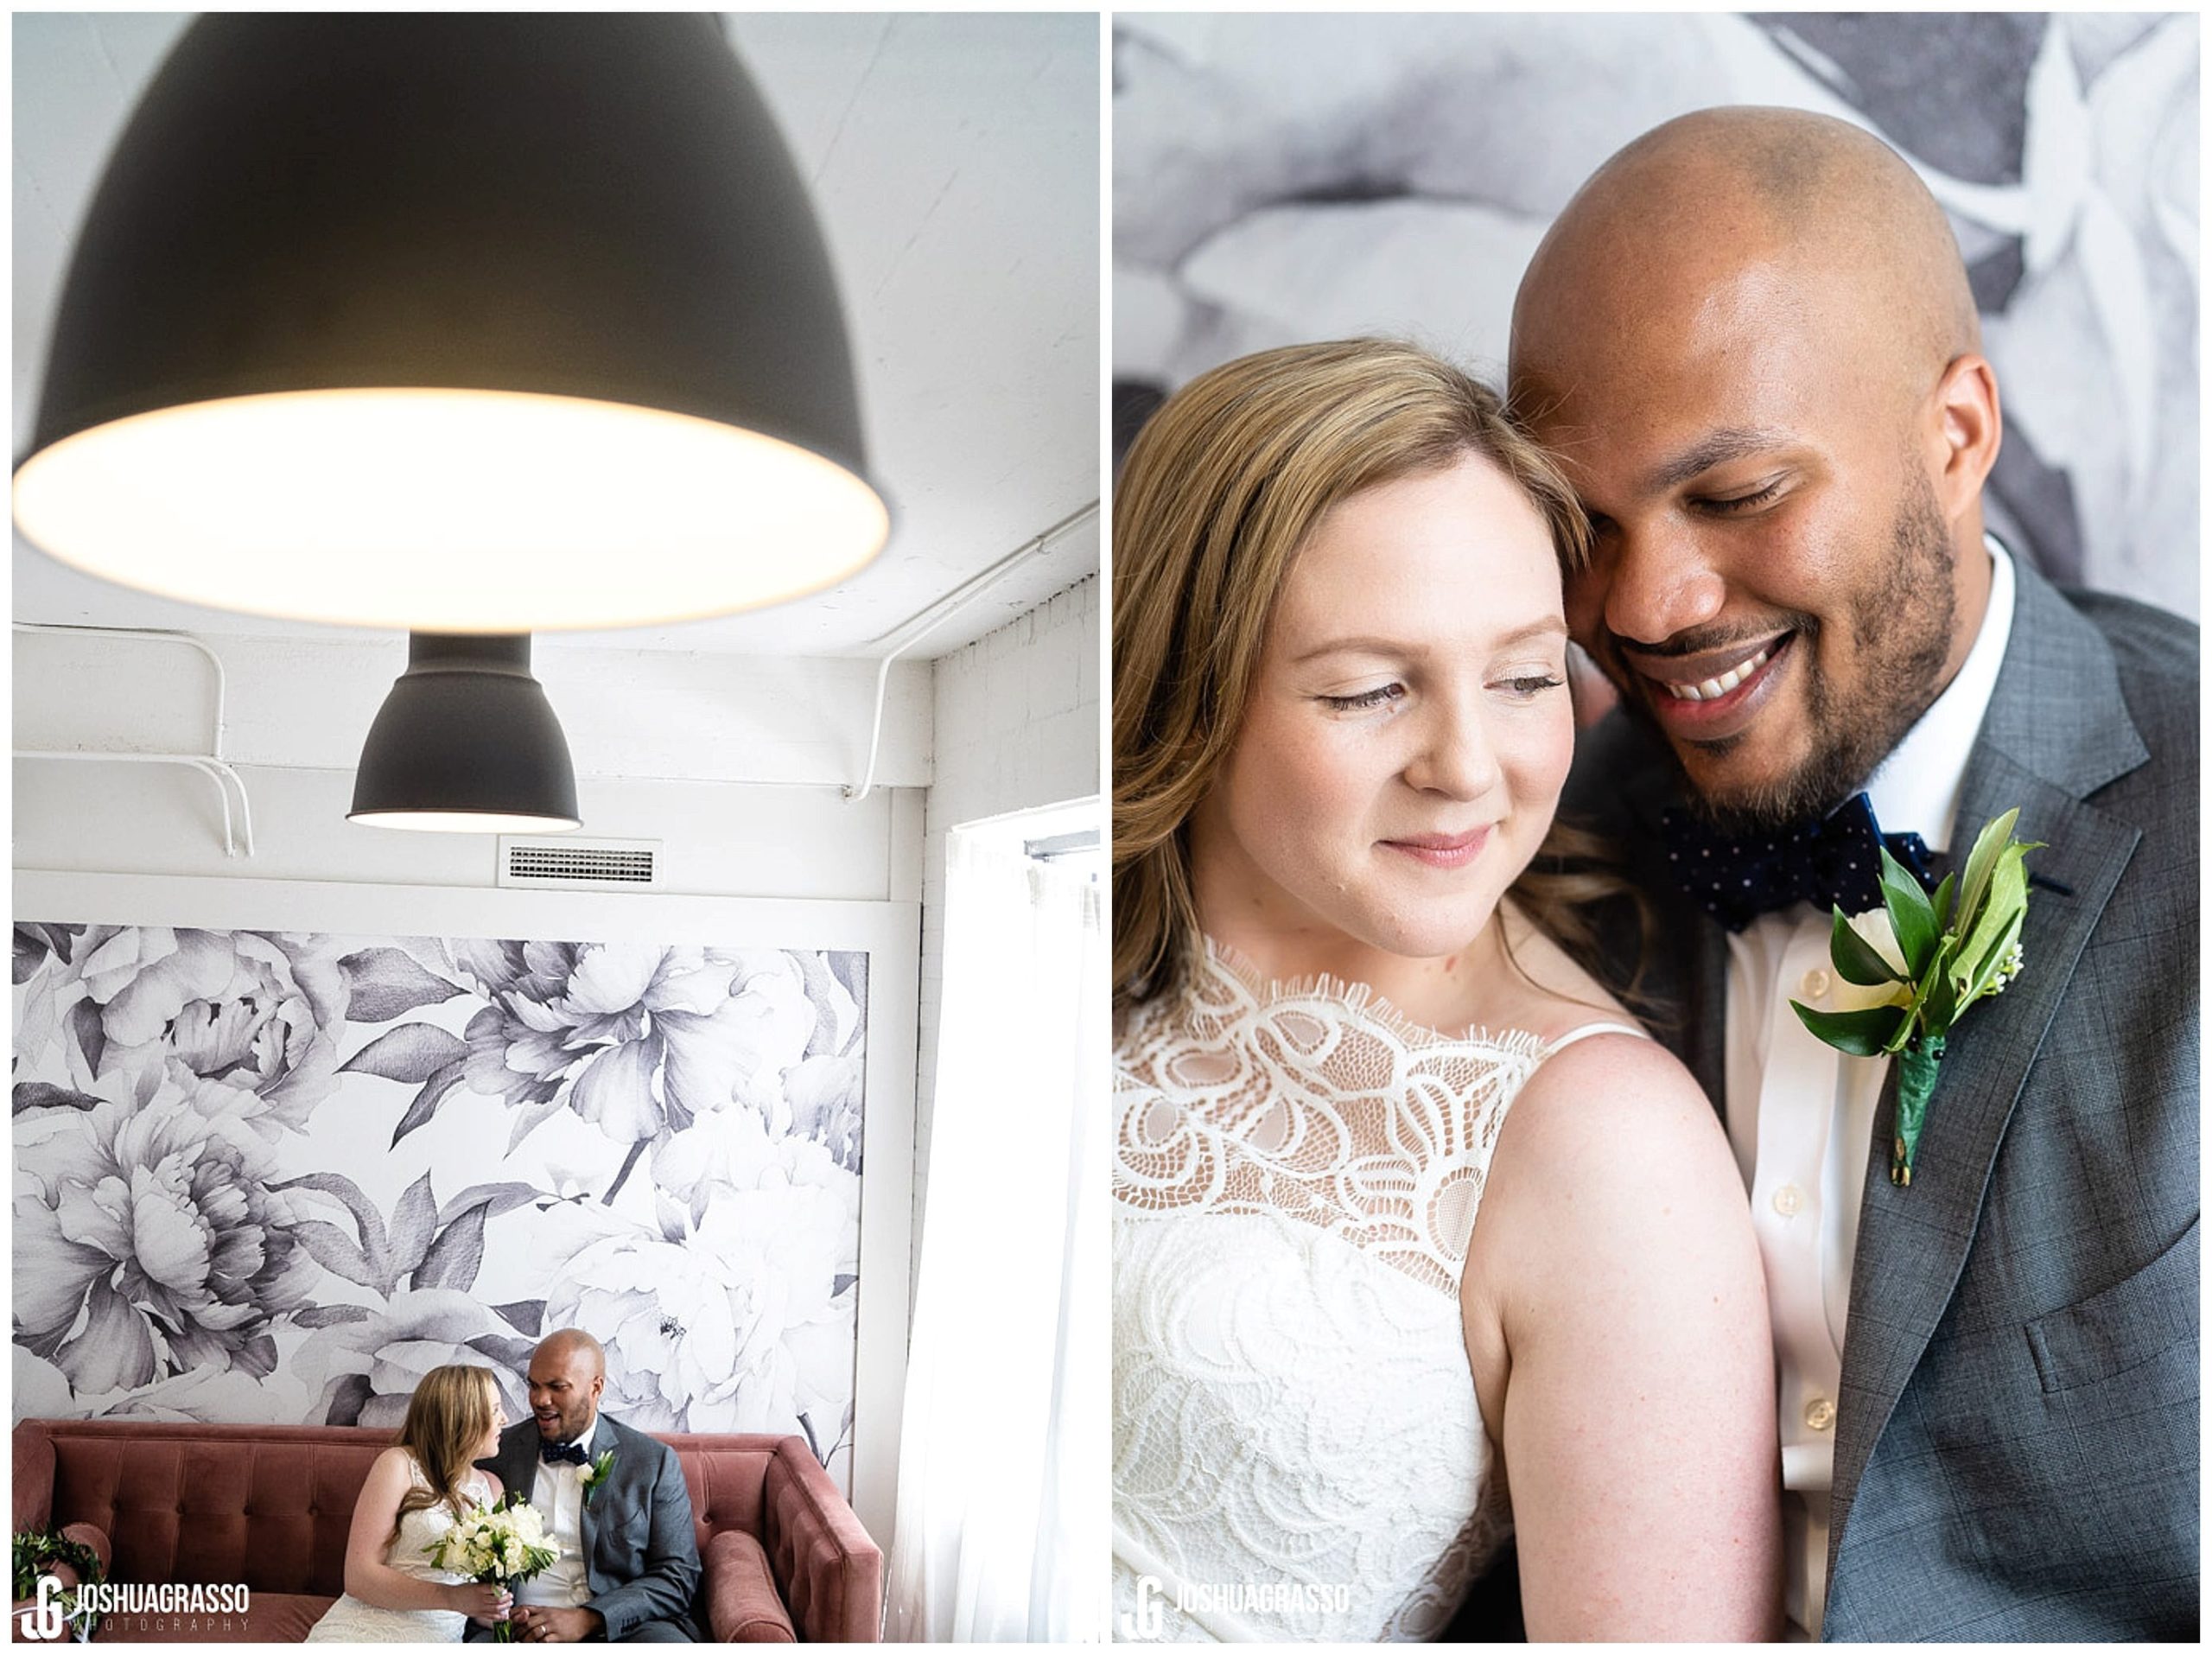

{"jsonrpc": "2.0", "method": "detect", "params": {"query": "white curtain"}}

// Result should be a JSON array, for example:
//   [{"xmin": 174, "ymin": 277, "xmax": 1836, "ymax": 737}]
[{"xmin": 886, "ymin": 825, "xmax": 1108, "ymax": 1641}]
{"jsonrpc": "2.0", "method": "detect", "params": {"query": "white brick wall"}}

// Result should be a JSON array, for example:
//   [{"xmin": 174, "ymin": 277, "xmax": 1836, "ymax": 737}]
[{"xmin": 914, "ymin": 576, "xmax": 1101, "ymax": 1271}]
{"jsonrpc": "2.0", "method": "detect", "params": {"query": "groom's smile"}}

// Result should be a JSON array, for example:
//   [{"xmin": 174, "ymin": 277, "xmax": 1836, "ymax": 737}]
[{"xmin": 1623, "ymin": 628, "xmax": 1796, "ymax": 742}]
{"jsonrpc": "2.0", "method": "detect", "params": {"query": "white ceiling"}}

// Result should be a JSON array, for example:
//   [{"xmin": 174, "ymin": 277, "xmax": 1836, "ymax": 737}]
[{"xmin": 12, "ymin": 12, "xmax": 1101, "ymax": 659}]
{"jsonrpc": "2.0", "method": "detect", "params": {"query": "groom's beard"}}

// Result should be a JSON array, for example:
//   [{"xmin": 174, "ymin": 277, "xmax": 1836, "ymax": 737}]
[{"xmin": 1606, "ymin": 462, "xmax": 1958, "ymax": 836}]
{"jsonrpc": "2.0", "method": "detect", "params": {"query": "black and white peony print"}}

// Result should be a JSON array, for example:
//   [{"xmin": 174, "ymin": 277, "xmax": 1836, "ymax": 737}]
[
  {"xmin": 11, "ymin": 922, "xmax": 868, "ymax": 1488},
  {"xmin": 1113, "ymin": 11, "xmax": 2199, "ymax": 619}
]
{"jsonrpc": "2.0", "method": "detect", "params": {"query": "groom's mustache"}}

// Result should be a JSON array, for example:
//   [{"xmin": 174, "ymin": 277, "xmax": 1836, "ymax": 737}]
[
  {"xmin": 1593, "ymin": 611, "xmax": 1821, "ymax": 703},
  {"xmin": 1608, "ymin": 611, "xmax": 1818, "ymax": 665}
]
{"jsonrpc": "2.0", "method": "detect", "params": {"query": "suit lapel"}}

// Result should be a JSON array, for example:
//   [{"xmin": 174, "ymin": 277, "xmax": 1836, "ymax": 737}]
[
  {"xmin": 1825, "ymin": 559, "xmax": 2150, "ymax": 1571},
  {"xmin": 497, "ymin": 1423, "xmax": 537, "ymax": 1506},
  {"xmin": 577, "ymin": 1418, "xmax": 608, "ymax": 1588}
]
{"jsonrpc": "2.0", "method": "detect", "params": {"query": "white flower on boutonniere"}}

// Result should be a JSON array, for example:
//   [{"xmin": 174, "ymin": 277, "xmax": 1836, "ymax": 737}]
[
  {"xmin": 580, "ymin": 1448, "xmax": 616, "ymax": 1507},
  {"xmin": 1791, "ymin": 808, "xmax": 2041, "ymax": 1187}
]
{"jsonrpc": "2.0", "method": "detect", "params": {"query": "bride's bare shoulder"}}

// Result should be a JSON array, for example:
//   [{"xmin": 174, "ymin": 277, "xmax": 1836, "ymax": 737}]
[
  {"xmin": 1473, "ymin": 909, "xmax": 1739, "ymax": 1268},
  {"xmin": 1478, "ymin": 1039, "xmax": 1744, "ymax": 1323}
]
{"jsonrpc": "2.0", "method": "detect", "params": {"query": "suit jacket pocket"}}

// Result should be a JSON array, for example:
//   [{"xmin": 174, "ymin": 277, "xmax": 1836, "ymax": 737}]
[
  {"xmin": 610, "ymin": 1505, "xmax": 654, "ymax": 1565},
  {"xmin": 2025, "ymin": 1214, "xmax": 2198, "ymax": 1394}
]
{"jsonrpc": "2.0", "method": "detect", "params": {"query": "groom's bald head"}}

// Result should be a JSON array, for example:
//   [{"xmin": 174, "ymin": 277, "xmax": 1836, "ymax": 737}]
[
  {"xmin": 1511, "ymin": 105, "xmax": 1979, "ymax": 411},
  {"xmin": 1508, "ymin": 107, "xmax": 2000, "ymax": 827},
  {"xmin": 534, "ymin": 1327, "xmax": 605, "ymax": 1377}
]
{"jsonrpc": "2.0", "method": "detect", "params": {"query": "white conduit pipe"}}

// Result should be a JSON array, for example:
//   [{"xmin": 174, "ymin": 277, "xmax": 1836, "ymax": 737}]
[
  {"xmin": 14, "ymin": 748, "xmax": 255, "ymax": 857},
  {"xmin": 843, "ymin": 500, "xmax": 1099, "ymax": 802},
  {"xmin": 13, "ymin": 622, "xmax": 257, "ymax": 855},
  {"xmin": 15, "ymin": 622, "xmax": 232, "ymax": 755}
]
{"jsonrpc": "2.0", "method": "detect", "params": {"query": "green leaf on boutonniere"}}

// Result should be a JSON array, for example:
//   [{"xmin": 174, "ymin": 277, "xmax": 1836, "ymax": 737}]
[
  {"xmin": 1954, "ymin": 843, "xmax": 2033, "ymax": 988},
  {"xmin": 1790, "ymin": 1002, "xmax": 1910, "ymax": 1057},
  {"xmin": 1915, "ymin": 946, "xmax": 1957, "ymax": 1043},
  {"xmin": 1952, "ymin": 808, "xmax": 2023, "ymax": 936},
  {"xmin": 1929, "ymin": 869, "xmax": 1958, "ymax": 933},
  {"xmin": 1791, "ymin": 809, "xmax": 2042, "ymax": 1187},
  {"xmin": 1878, "ymin": 845, "xmax": 1941, "ymax": 976},
  {"xmin": 1827, "ymin": 904, "xmax": 1906, "ymax": 986},
  {"xmin": 1958, "ymin": 904, "xmax": 2027, "ymax": 1006}
]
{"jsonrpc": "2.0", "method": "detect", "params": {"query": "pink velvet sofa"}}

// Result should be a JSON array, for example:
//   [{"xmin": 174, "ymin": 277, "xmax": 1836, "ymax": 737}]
[{"xmin": 11, "ymin": 1419, "xmax": 881, "ymax": 1643}]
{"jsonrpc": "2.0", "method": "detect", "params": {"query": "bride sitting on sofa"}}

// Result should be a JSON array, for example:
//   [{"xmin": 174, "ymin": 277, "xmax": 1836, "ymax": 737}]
[{"xmin": 304, "ymin": 1363, "xmax": 512, "ymax": 1643}]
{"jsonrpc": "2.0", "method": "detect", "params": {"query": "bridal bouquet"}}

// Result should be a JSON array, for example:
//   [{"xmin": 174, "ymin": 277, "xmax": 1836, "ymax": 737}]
[{"xmin": 425, "ymin": 1493, "xmax": 558, "ymax": 1642}]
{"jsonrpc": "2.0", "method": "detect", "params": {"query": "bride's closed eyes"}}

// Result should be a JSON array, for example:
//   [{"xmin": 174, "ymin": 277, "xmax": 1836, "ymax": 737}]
[
  {"xmin": 1317, "ymin": 683, "xmax": 1406, "ymax": 712},
  {"xmin": 1500, "ymin": 671, "xmax": 1567, "ymax": 698},
  {"xmin": 1312, "ymin": 668, "xmax": 1567, "ymax": 714}
]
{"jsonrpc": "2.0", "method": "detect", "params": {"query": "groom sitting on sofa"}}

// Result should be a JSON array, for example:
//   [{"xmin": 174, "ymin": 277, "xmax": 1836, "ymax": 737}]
[{"xmin": 478, "ymin": 1329, "xmax": 703, "ymax": 1644}]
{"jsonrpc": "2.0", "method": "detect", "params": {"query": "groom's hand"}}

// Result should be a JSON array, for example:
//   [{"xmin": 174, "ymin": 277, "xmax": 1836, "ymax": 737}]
[{"xmin": 508, "ymin": 1605, "xmax": 603, "ymax": 1643}]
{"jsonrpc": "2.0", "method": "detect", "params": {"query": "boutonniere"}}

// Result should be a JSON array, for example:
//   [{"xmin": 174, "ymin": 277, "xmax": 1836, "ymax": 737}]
[
  {"xmin": 581, "ymin": 1448, "xmax": 616, "ymax": 1505},
  {"xmin": 1791, "ymin": 808, "xmax": 2041, "ymax": 1187}
]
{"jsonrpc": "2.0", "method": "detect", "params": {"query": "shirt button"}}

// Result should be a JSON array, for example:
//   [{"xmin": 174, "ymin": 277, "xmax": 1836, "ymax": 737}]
[
  {"xmin": 1804, "ymin": 1397, "xmax": 1836, "ymax": 1432},
  {"xmin": 1800, "ymin": 968, "xmax": 1832, "ymax": 999},
  {"xmin": 1772, "ymin": 1183, "xmax": 1804, "ymax": 1218}
]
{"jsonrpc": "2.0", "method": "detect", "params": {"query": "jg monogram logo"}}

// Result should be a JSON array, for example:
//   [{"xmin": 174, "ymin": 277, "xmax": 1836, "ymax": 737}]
[
  {"xmin": 1118, "ymin": 1574, "xmax": 1166, "ymax": 1640},
  {"xmin": 22, "ymin": 1576, "xmax": 65, "ymax": 1643}
]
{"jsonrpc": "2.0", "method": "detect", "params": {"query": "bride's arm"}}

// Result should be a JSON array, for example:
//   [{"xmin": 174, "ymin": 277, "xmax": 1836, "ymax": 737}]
[
  {"xmin": 1462, "ymin": 1034, "xmax": 1782, "ymax": 1640},
  {"xmin": 340, "ymin": 1448, "xmax": 500, "ymax": 1615}
]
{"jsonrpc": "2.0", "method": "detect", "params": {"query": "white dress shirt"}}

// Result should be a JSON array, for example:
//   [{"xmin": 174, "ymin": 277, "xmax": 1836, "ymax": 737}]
[
  {"xmin": 1722, "ymin": 538, "xmax": 2015, "ymax": 1639},
  {"xmin": 519, "ymin": 1414, "xmax": 601, "ymax": 1609}
]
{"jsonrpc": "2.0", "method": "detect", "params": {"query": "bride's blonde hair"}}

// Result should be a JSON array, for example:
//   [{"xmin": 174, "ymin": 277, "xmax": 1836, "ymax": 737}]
[
  {"xmin": 1115, "ymin": 337, "xmax": 1621, "ymax": 1009},
  {"xmin": 389, "ymin": 1363, "xmax": 501, "ymax": 1549}
]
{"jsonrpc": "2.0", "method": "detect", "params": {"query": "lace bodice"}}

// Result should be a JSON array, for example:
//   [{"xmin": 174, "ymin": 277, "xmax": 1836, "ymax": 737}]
[
  {"xmin": 1113, "ymin": 941, "xmax": 1638, "ymax": 1642},
  {"xmin": 304, "ymin": 1457, "xmax": 492, "ymax": 1644}
]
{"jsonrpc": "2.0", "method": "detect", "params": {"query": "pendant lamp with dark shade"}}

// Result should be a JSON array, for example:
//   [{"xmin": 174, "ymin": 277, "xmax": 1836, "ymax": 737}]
[
  {"xmin": 14, "ymin": 13, "xmax": 889, "ymax": 633},
  {"xmin": 348, "ymin": 634, "xmax": 581, "ymax": 833}
]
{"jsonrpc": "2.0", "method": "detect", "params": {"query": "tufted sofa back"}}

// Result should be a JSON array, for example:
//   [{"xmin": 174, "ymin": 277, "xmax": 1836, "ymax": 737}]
[
  {"xmin": 14, "ymin": 1421, "xmax": 381, "ymax": 1595},
  {"xmin": 12, "ymin": 1417, "xmax": 876, "ymax": 1638}
]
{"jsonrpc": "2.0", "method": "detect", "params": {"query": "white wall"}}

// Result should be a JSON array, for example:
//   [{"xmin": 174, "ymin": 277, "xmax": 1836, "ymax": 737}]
[
  {"xmin": 12, "ymin": 627, "xmax": 931, "ymax": 901},
  {"xmin": 913, "ymin": 576, "xmax": 1101, "ymax": 1256}
]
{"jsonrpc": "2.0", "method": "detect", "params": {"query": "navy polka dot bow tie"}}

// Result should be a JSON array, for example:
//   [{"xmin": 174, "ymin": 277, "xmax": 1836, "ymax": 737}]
[
  {"xmin": 1662, "ymin": 791, "xmax": 1936, "ymax": 933},
  {"xmin": 539, "ymin": 1439, "xmax": 589, "ymax": 1467}
]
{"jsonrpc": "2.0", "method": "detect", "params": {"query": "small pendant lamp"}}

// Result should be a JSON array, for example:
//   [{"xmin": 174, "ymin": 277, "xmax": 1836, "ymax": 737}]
[
  {"xmin": 348, "ymin": 634, "xmax": 580, "ymax": 833},
  {"xmin": 13, "ymin": 14, "xmax": 888, "ymax": 632}
]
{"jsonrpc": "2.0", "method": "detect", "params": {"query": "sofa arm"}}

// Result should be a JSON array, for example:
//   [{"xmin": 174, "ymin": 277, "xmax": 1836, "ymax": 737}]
[
  {"xmin": 11, "ymin": 1423, "xmax": 54, "ymax": 1533},
  {"xmin": 10, "ymin": 1524, "xmax": 111, "ymax": 1644},
  {"xmin": 760, "ymin": 1442, "xmax": 882, "ymax": 1643},
  {"xmin": 56, "ymin": 1525, "xmax": 112, "ymax": 1581},
  {"xmin": 702, "ymin": 1530, "xmax": 796, "ymax": 1643}
]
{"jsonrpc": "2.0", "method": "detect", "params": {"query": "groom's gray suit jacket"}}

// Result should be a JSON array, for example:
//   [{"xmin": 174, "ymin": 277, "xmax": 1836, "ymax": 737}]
[
  {"xmin": 480, "ymin": 1413, "xmax": 704, "ymax": 1640},
  {"xmin": 1560, "ymin": 557, "xmax": 2197, "ymax": 1639}
]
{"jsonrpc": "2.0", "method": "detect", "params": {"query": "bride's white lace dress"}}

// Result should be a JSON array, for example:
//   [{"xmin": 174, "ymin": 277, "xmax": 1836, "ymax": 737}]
[
  {"xmin": 304, "ymin": 1457, "xmax": 493, "ymax": 1643},
  {"xmin": 1113, "ymin": 940, "xmax": 1636, "ymax": 1642}
]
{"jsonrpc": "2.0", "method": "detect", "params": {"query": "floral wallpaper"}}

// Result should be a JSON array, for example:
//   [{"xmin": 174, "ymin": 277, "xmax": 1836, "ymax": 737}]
[
  {"xmin": 1115, "ymin": 10, "xmax": 2199, "ymax": 621},
  {"xmin": 12, "ymin": 922, "xmax": 868, "ymax": 1490}
]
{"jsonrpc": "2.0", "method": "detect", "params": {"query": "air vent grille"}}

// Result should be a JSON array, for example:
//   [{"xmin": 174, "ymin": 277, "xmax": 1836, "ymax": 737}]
[{"xmin": 498, "ymin": 837, "xmax": 661, "ymax": 889}]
